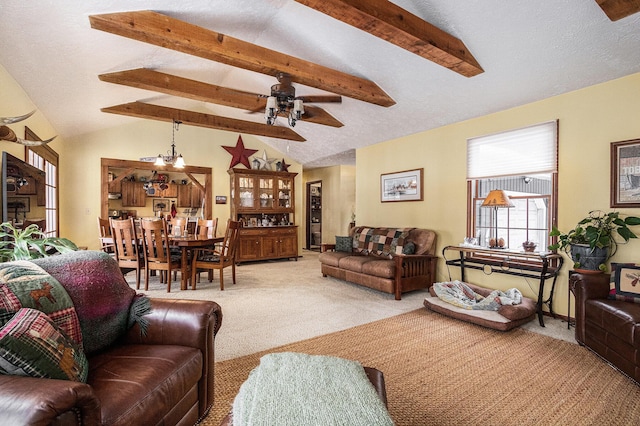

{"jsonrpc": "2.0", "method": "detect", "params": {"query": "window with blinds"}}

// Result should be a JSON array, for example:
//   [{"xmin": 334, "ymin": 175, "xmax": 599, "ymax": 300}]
[{"xmin": 467, "ymin": 121, "xmax": 558, "ymax": 250}]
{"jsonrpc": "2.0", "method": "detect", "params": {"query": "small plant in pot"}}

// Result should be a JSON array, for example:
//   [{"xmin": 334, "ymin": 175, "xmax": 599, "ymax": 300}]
[
  {"xmin": 548, "ymin": 210, "xmax": 640, "ymax": 272},
  {"xmin": 0, "ymin": 222, "xmax": 78, "ymax": 262}
]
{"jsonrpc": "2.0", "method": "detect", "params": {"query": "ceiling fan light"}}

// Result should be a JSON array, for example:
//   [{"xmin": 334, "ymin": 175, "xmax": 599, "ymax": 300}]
[
  {"xmin": 154, "ymin": 155, "xmax": 165, "ymax": 166},
  {"xmin": 174, "ymin": 154, "xmax": 186, "ymax": 168},
  {"xmin": 293, "ymin": 99, "xmax": 304, "ymax": 120}
]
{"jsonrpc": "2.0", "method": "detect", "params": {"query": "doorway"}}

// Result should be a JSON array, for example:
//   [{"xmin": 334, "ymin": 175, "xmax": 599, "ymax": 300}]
[{"xmin": 306, "ymin": 181, "xmax": 322, "ymax": 251}]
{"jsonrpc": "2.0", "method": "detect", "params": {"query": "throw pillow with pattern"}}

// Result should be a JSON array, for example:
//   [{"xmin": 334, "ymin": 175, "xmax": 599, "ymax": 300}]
[
  {"xmin": 0, "ymin": 308, "xmax": 88, "ymax": 382},
  {"xmin": 335, "ymin": 236, "xmax": 352, "ymax": 253}
]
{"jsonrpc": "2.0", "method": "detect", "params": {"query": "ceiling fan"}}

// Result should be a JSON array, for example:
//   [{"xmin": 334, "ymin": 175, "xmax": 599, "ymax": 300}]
[{"xmin": 257, "ymin": 72, "xmax": 342, "ymax": 127}]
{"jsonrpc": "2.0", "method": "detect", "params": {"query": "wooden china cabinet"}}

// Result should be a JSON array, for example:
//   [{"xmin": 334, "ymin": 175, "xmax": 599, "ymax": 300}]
[{"xmin": 229, "ymin": 168, "xmax": 298, "ymax": 263}]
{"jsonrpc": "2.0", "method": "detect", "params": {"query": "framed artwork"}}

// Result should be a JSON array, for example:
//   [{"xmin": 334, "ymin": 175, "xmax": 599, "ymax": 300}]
[
  {"xmin": 611, "ymin": 138, "xmax": 640, "ymax": 208},
  {"xmin": 215, "ymin": 195, "xmax": 227, "ymax": 204},
  {"xmin": 614, "ymin": 265, "xmax": 640, "ymax": 298},
  {"xmin": 380, "ymin": 168, "xmax": 423, "ymax": 202}
]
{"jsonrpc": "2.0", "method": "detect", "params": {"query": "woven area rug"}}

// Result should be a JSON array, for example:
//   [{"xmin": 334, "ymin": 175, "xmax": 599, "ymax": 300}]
[{"xmin": 202, "ymin": 308, "xmax": 640, "ymax": 426}]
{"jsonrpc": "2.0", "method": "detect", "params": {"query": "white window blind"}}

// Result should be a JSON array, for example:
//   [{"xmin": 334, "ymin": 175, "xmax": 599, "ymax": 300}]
[{"xmin": 467, "ymin": 121, "xmax": 557, "ymax": 179}]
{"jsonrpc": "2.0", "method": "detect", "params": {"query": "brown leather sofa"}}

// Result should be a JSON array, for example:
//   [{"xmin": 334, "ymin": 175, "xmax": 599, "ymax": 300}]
[
  {"xmin": 0, "ymin": 298, "xmax": 222, "ymax": 425},
  {"xmin": 572, "ymin": 272, "xmax": 640, "ymax": 383},
  {"xmin": 319, "ymin": 226, "xmax": 438, "ymax": 300}
]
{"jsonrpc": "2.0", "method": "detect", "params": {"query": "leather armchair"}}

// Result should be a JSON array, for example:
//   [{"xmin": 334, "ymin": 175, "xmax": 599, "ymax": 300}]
[
  {"xmin": 572, "ymin": 272, "xmax": 640, "ymax": 383},
  {"xmin": 0, "ymin": 298, "xmax": 222, "ymax": 425}
]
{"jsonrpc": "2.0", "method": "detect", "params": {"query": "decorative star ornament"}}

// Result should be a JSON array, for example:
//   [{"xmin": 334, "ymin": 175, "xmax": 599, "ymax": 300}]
[
  {"xmin": 222, "ymin": 135, "xmax": 258, "ymax": 169},
  {"xmin": 254, "ymin": 150, "xmax": 277, "ymax": 170},
  {"xmin": 280, "ymin": 158, "xmax": 291, "ymax": 172}
]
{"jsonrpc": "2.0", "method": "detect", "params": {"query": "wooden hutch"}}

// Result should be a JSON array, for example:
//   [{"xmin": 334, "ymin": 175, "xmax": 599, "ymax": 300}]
[{"xmin": 229, "ymin": 168, "xmax": 298, "ymax": 262}]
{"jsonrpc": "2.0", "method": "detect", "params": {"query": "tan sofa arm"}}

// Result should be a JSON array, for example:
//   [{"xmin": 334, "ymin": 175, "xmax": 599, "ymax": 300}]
[
  {"xmin": 0, "ymin": 375, "xmax": 101, "ymax": 426},
  {"xmin": 393, "ymin": 254, "xmax": 439, "ymax": 300},
  {"xmin": 123, "ymin": 298, "xmax": 222, "ymax": 420}
]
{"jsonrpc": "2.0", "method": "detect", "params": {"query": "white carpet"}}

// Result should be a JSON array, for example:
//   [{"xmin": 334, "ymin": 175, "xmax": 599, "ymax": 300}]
[{"xmin": 126, "ymin": 250, "xmax": 574, "ymax": 361}]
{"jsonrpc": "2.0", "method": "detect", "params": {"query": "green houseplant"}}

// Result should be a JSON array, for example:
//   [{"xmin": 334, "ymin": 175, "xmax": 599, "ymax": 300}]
[
  {"xmin": 0, "ymin": 222, "xmax": 78, "ymax": 262},
  {"xmin": 548, "ymin": 210, "xmax": 640, "ymax": 272}
]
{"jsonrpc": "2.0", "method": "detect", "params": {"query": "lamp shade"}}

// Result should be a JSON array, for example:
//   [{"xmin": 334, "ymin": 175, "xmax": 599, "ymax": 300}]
[{"xmin": 481, "ymin": 189, "xmax": 515, "ymax": 208}]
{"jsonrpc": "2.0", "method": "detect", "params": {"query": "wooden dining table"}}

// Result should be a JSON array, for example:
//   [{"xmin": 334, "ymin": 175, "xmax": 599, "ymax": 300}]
[{"xmin": 169, "ymin": 235, "xmax": 223, "ymax": 291}]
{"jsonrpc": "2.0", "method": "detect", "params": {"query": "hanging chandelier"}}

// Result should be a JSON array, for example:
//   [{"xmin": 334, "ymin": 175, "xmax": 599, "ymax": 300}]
[
  {"xmin": 264, "ymin": 72, "xmax": 304, "ymax": 127},
  {"xmin": 154, "ymin": 120, "xmax": 185, "ymax": 168}
]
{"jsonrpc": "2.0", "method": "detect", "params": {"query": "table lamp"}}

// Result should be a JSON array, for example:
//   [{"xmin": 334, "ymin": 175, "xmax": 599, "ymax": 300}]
[{"xmin": 481, "ymin": 189, "xmax": 514, "ymax": 248}]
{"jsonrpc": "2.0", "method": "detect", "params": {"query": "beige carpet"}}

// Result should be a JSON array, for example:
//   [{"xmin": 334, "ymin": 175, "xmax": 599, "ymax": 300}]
[
  {"xmin": 128, "ymin": 250, "xmax": 574, "ymax": 361},
  {"xmin": 202, "ymin": 308, "xmax": 640, "ymax": 426}
]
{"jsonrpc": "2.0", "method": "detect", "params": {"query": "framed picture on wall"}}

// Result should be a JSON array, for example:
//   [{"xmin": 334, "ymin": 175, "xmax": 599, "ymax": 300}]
[
  {"xmin": 611, "ymin": 139, "xmax": 640, "ymax": 208},
  {"xmin": 380, "ymin": 168, "xmax": 424, "ymax": 202}
]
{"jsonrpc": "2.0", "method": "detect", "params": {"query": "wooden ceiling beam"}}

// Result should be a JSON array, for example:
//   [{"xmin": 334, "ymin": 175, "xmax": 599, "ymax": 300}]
[
  {"xmin": 101, "ymin": 102, "xmax": 306, "ymax": 142},
  {"xmin": 595, "ymin": 0, "xmax": 640, "ymax": 21},
  {"xmin": 89, "ymin": 11, "xmax": 395, "ymax": 107},
  {"xmin": 99, "ymin": 68, "xmax": 343, "ymax": 127},
  {"xmin": 295, "ymin": 0, "xmax": 483, "ymax": 77}
]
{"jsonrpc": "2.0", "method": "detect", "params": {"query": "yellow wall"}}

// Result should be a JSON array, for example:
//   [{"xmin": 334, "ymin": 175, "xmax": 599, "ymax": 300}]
[
  {"xmin": 303, "ymin": 165, "xmax": 356, "ymax": 244},
  {"xmin": 0, "ymin": 64, "xmax": 303, "ymax": 252},
  {"xmin": 358, "ymin": 72, "xmax": 640, "ymax": 317}
]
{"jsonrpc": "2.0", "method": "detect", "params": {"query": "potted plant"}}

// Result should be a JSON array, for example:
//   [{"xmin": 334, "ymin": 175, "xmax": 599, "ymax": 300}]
[
  {"xmin": 548, "ymin": 210, "xmax": 640, "ymax": 272},
  {"xmin": 0, "ymin": 222, "xmax": 78, "ymax": 262}
]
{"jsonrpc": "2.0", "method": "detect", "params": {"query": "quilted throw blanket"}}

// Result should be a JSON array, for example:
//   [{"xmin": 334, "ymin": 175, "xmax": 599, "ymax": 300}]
[
  {"xmin": 233, "ymin": 352, "xmax": 394, "ymax": 426},
  {"xmin": 433, "ymin": 280, "xmax": 523, "ymax": 311}
]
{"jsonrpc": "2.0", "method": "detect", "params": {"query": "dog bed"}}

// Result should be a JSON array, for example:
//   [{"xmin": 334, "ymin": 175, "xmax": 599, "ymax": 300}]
[{"xmin": 423, "ymin": 282, "xmax": 536, "ymax": 331}]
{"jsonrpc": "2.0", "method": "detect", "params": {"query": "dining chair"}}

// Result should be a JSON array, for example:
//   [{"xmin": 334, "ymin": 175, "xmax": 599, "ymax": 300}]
[
  {"xmin": 191, "ymin": 219, "xmax": 241, "ymax": 290},
  {"xmin": 97, "ymin": 217, "xmax": 115, "ymax": 253},
  {"xmin": 110, "ymin": 217, "xmax": 144, "ymax": 289},
  {"xmin": 195, "ymin": 218, "xmax": 218, "ymax": 238},
  {"xmin": 171, "ymin": 216, "xmax": 188, "ymax": 237},
  {"xmin": 193, "ymin": 218, "xmax": 219, "ymax": 282},
  {"xmin": 140, "ymin": 217, "xmax": 182, "ymax": 292}
]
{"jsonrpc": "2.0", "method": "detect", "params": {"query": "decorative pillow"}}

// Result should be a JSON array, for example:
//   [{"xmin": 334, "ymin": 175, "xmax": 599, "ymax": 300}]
[
  {"xmin": 610, "ymin": 263, "xmax": 640, "ymax": 304},
  {"xmin": 402, "ymin": 241, "xmax": 416, "ymax": 255},
  {"xmin": 0, "ymin": 308, "xmax": 88, "ymax": 382},
  {"xmin": 0, "ymin": 261, "xmax": 82, "ymax": 348},
  {"xmin": 335, "ymin": 236, "xmax": 352, "ymax": 253},
  {"xmin": 32, "ymin": 251, "xmax": 150, "ymax": 354}
]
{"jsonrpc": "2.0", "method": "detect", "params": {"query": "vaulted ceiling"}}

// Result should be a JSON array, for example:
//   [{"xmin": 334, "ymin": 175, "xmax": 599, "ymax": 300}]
[{"xmin": 1, "ymin": 1, "xmax": 640, "ymax": 168}]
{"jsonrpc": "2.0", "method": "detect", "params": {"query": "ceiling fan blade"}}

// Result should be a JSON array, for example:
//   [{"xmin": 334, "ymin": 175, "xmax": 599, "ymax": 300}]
[
  {"xmin": 100, "ymin": 68, "xmax": 266, "ymax": 111},
  {"xmin": 296, "ymin": 95, "xmax": 342, "ymax": 103},
  {"xmin": 301, "ymin": 106, "xmax": 343, "ymax": 127},
  {"xmin": 89, "ymin": 11, "xmax": 395, "ymax": 107},
  {"xmin": 101, "ymin": 102, "xmax": 306, "ymax": 142}
]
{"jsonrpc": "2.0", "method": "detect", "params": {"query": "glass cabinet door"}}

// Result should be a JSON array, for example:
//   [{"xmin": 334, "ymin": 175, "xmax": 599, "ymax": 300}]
[
  {"xmin": 258, "ymin": 177, "xmax": 274, "ymax": 208},
  {"xmin": 278, "ymin": 178, "xmax": 292, "ymax": 208},
  {"xmin": 239, "ymin": 176, "xmax": 255, "ymax": 208}
]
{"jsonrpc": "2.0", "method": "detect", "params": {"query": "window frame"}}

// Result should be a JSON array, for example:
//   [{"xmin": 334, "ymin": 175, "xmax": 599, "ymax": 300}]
[{"xmin": 466, "ymin": 121, "xmax": 559, "ymax": 261}]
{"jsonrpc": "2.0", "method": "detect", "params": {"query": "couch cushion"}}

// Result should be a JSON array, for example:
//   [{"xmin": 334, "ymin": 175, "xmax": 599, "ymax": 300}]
[
  {"xmin": 88, "ymin": 344, "xmax": 202, "ymax": 426},
  {"xmin": 318, "ymin": 251, "xmax": 354, "ymax": 268},
  {"xmin": 338, "ymin": 255, "xmax": 376, "ymax": 273},
  {"xmin": 361, "ymin": 259, "xmax": 396, "ymax": 279},
  {"xmin": 0, "ymin": 308, "xmax": 88, "ymax": 382}
]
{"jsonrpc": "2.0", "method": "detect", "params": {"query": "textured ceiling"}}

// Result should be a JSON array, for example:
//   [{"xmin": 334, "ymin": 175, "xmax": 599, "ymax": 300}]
[{"xmin": 1, "ymin": 1, "xmax": 640, "ymax": 168}]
